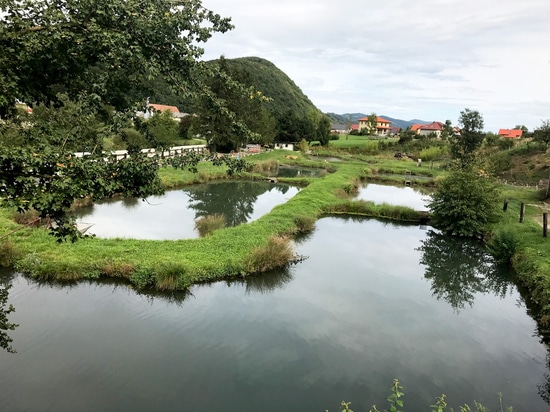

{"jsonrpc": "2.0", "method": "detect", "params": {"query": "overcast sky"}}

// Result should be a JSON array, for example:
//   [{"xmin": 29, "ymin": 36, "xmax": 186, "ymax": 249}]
[{"xmin": 200, "ymin": 0, "xmax": 550, "ymax": 132}]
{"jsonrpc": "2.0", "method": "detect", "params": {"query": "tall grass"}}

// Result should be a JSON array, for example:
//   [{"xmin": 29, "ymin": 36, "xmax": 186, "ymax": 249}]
[
  {"xmin": 244, "ymin": 235, "xmax": 295, "ymax": 273},
  {"xmin": 194, "ymin": 214, "xmax": 227, "ymax": 237}
]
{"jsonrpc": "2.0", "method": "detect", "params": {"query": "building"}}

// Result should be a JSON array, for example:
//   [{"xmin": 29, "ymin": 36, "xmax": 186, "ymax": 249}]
[
  {"xmin": 498, "ymin": 129, "xmax": 523, "ymax": 139},
  {"xmin": 140, "ymin": 103, "xmax": 187, "ymax": 122},
  {"xmin": 357, "ymin": 116, "xmax": 391, "ymax": 136},
  {"xmin": 417, "ymin": 122, "xmax": 445, "ymax": 138}
]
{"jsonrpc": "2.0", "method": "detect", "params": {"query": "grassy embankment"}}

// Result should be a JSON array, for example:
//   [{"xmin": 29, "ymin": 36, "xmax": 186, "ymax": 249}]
[{"xmin": 0, "ymin": 149, "xmax": 431, "ymax": 291}]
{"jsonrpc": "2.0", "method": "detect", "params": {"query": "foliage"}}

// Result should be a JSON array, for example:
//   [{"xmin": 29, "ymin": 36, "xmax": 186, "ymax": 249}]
[
  {"xmin": 419, "ymin": 146, "xmax": 448, "ymax": 162},
  {"xmin": 0, "ymin": 283, "xmax": 18, "ymax": 353},
  {"xmin": 193, "ymin": 56, "xmax": 276, "ymax": 152},
  {"xmin": 533, "ymin": 119, "xmax": 550, "ymax": 148},
  {"xmin": 487, "ymin": 228, "xmax": 520, "ymax": 263},
  {"xmin": 428, "ymin": 167, "xmax": 501, "ymax": 237},
  {"xmin": 244, "ymin": 236, "xmax": 295, "ymax": 273},
  {"xmin": 329, "ymin": 381, "xmax": 515, "ymax": 412},
  {"xmin": 211, "ymin": 56, "xmax": 319, "ymax": 120},
  {"xmin": 0, "ymin": 0, "xmax": 233, "ymax": 114},
  {"xmin": 194, "ymin": 214, "xmax": 226, "ymax": 237},
  {"xmin": 1, "ymin": 147, "xmax": 164, "ymax": 241},
  {"xmin": 138, "ymin": 109, "xmax": 179, "ymax": 150},
  {"xmin": 451, "ymin": 109, "xmax": 485, "ymax": 167}
]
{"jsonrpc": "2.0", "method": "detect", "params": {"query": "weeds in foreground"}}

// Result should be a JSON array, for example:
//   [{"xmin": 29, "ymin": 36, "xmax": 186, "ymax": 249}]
[
  {"xmin": 327, "ymin": 380, "xmax": 515, "ymax": 412},
  {"xmin": 194, "ymin": 214, "xmax": 227, "ymax": 237}
]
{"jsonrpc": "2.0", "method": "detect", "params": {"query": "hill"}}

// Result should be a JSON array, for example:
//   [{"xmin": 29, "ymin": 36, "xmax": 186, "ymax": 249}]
[
  {"xmin": 326, "ymin": 113, "xmax": 429, "ymax": 130},
  {"xmin": 209, "ymin": 56, "xmax": 321, "ymax": 119}
]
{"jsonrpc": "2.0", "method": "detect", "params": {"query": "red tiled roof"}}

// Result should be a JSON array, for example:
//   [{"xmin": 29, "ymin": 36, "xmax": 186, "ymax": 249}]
[
  {"xmin": 350, "ymin": 124, "xmax": 359, "ymax": 130},
  {"xmin": 410, "ymin": 124, "xmax": 425, "ymax": 131},
  {"xmin": 357, "ymin": 116, "xmax": 391, "ymax": 124},
  {"xmin": 419, "ymin": 122, "xmax": 444, "ymax": 131},
  {"xmin": 498, "ymin": 129, "xmax": 522, "ymax": 138},
  {"xmin": 149, "ymin": 104, "xmax": 180, "ymax": 114}
]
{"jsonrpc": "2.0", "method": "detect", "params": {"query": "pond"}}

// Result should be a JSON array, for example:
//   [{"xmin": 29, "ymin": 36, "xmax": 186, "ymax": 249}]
[
  {"xmin": 1, "ymin": 218, "xmax": 548, "ymax": 411},
  {"xmin": 71, "ymin": 180, "xmax": 300, "ymax": 239},
  {"xmin": 270, "ymin": 165, "xmax": 327, "ymax": 178},
  {"xmin": 356, "ymin": 183, "xmax": 432, "ymax": 210}
]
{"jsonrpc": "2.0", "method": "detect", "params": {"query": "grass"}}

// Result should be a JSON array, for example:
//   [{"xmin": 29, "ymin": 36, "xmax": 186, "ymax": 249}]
[
  {"xmin": 1, "ymin": 145, "xmax": 550, "ymax": 343},
  {"xmin": 194, "ymin": 214, "xmax": 226, "ymax": 237}
]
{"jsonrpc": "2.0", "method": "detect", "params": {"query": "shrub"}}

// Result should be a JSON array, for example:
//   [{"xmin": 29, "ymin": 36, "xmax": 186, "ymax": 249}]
[
  {"xmin": 488, "ymin": 229, "xmax": 520, "ymax": 263},
  {"xmin": 294, "ymin": 215, "xmax": 316, "ymax": 233},
  {"xmin": 245, "ymin": 236, "xmax": 295, "ymax": 273},
  {"xmin": 194, "ymin": 214, "xmax": 226, "ymax": 237},
  {"xmin": 429, "ymin": 168, "xmax": 501, "ymax": 237},
  {"xmin": 419, "ymin": 146, "xmax": 448, "ymax": 162},
  {"xmin": 0, "ymin": 241, "xmax": 20, "ymax": 267}
]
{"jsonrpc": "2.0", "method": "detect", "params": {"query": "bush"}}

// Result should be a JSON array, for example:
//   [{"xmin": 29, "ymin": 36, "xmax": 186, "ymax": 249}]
[
  {"xmin": 294, "ymin": 215, "xmax": 316, "ymax": 233},
  {"xmin": 488, "ymin": 229, "xmax": 520, "ymax": 263},
  {"xmin": 429, "ymin": 168, "xmax": 501, "ymax": 237},
  {"xmin": 245, "ymin": 236, "xmax": 295, "ymax": 273},
  {"xmin": 194, "ymin": 214, "xmax": 226, "ymax": 237}
]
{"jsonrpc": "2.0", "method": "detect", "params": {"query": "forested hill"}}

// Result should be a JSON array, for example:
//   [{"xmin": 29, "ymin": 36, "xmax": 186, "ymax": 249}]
[{"xmin": 208, "ymin": 56, "xmax": 321, "ymax": 118}]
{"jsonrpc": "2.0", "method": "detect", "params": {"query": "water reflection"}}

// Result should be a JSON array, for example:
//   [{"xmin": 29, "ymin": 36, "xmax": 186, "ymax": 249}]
[
  {"xmin": 73, "ymin": 181, "xmax": 299, "ymax": 239},
  {"xmin": 0, "ymin": 271, "xmax": 18, "ymax": 353},
  {"xmin": 417, "ymin": 230, "xmax": 512, "ymax": 310},
  {"xmin": 187, "ymin": 181, "xmax": 293, "ymax": 227},
  {"xmin": 356, "ymin": 183, "xmax": 431, "ymax": 210}
]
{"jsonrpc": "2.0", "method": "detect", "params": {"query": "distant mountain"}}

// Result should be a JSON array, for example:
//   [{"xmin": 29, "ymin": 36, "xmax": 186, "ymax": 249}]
[
  {"xmin": 326, "ymin": 113, "xmax": 429, "ymax": 130},
  {"xmin": 208, "ymin": 56, "xmax": 321, "ymax": 119}
]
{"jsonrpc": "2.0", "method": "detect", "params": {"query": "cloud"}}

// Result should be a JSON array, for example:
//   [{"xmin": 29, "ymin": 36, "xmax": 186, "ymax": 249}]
[{"xmin": 201, "ymin": 0, "xmax": 550, "ymax": 131}]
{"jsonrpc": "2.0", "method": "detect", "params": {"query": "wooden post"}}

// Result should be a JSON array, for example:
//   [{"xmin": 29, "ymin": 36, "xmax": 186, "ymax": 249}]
[
  {"xmin": 520, "ymin": 202, "xmax": 525, "ymax": 223},
  {"xmin": 544, "ymin": 213, "xmax": 548, "ymax": 238},
  {"xmin": 503, "ymin": 200, "xmax": 508, "ymax": 211}
]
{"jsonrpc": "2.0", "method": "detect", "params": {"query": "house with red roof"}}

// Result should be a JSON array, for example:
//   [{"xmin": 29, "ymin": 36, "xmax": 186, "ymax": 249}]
[
  {"xmin": 498, "ymin": 129, "xmax": 523, "ymax": 139},
  {"xmin": 357, "ymin": 116, "xmax": 391, "ymax": 136},
  {"xmin": 418, "ymin": 122, "xmax": 445, "ymax": 138},
  {"xmin": 142, "ymin": 103, "xmax": 187, "ymax": 122},
  {"xmin": 410, "ymin": 124, "xmax": 424, "ymax": 133}
]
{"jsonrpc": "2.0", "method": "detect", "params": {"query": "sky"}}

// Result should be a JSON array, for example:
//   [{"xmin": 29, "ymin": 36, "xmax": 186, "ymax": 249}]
[{"xmin": 200, "ymin": 0, "xmax": 550, "ymax": 132}]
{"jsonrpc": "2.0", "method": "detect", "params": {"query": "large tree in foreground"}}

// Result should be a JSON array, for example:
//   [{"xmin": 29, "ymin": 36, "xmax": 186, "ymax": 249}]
[{"xmin": 0, "ymin": 0, "xmax": 247, "ymax": 241}]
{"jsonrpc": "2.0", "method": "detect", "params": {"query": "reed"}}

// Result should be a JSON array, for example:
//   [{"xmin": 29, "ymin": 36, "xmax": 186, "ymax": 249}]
[
  {"xmin": 194, "ymin": 214, "xmax": 227, "ymax": 237},
  {"xmin": 245, "ymin": 236, "xmax": 295, "ymax": 273}
]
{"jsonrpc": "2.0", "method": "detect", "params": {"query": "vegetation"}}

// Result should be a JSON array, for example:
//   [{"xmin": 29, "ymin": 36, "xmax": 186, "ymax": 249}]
[
  {"xmin": 327, "ymin": 379, "xmax": 515, "ymax": 412},
  {"xmin": 194, "ymin": 214, "xmax": 227, "ymax": 237},
  {"xmin": 429, "ymin": 167, "xmax": 502, "ymax": 237}
]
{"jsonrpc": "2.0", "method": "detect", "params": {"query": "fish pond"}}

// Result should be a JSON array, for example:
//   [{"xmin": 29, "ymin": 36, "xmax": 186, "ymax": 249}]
[
  {"xmin": 1, "ymin": 183, "xmax": 548, "ymax": 411},
  {"xmin": 72, "ymin": 180, "xmax": 300, "ymax": 239}
]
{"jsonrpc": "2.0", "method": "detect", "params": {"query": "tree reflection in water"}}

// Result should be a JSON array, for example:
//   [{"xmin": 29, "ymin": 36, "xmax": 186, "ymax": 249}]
[
  {"xmin": 417, "ymin": 229, "xmax": 513, "ymax": 311},
  {"xmin": 0, "ymin": 271, "xmax": 18, "ymax": 354},
  {"xmin": 186, "ymin": 181, "xmax": 290, "ymax": 227}
]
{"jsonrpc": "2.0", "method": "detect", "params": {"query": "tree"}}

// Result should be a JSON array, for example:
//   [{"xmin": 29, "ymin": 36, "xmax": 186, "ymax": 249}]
[
  {"xmin": 366, "ymin": 113, "xmax": 378, "ymax": 135},
  {"xmin": 0, "ymin": 0, "xmax": 244, "ymax": 240},
  {"xmin": 450, "ymin": 108, "xmax": 485, "ymax": 167},
  {"xmin": 533, "ymin": 120, "xmax": 550, "ymax": 148},
  {"xmin": 428, "ymin": 167, "xmax": 501, "ymax": 237},
  {"xmin": 192, "ymin": 56, "xmax": 276, "ymax": 152},
  {"xmin": 316, "ymin": 115, "xmax": 331, "ymax": 146},
  {"xmin": 0, "ymin": 0, "xmax": 233, "ymax": 115},
  {"xmin": 514, "ymin": 125, "xmax": 529, "ymax": 135},
  {"xmin": 441, "ymin": 119, "xmax": 453, "ymax": 140}
]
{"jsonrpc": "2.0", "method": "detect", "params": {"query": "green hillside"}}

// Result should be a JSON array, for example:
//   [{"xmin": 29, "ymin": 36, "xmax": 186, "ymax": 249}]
[{"xmin": 209, "ymin": 56, "xmax": 321, "ymax": 119}]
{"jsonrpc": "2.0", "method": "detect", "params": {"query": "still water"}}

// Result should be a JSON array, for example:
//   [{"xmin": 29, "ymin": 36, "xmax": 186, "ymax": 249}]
[
  {"xmin": 357, "ymin": 183, "xmax": 432, "ymax": 211},
  {"xmin": 1, "ymin": 218, "xmax": 548, "ymax": 411},
  {"xmin": 72, "ymin": 180, "xmax": 300, "ymax": 239}
]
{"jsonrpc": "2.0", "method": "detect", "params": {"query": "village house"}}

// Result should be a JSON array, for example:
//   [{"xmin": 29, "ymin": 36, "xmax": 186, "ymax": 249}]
[
  {"xmin": 357, "ymin": 116, "xmax": 391, "ymax": 136},
  {"xmin": 138, "ymin": 103, "xmax": 188, "ymax": 122},
  {"xmin": 498, "ymin": 129, "xmax": 523, "ymax": 139},
  {"xmin": 417, "ymin": 122, "xmax": 445, "ymax": 138}
]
